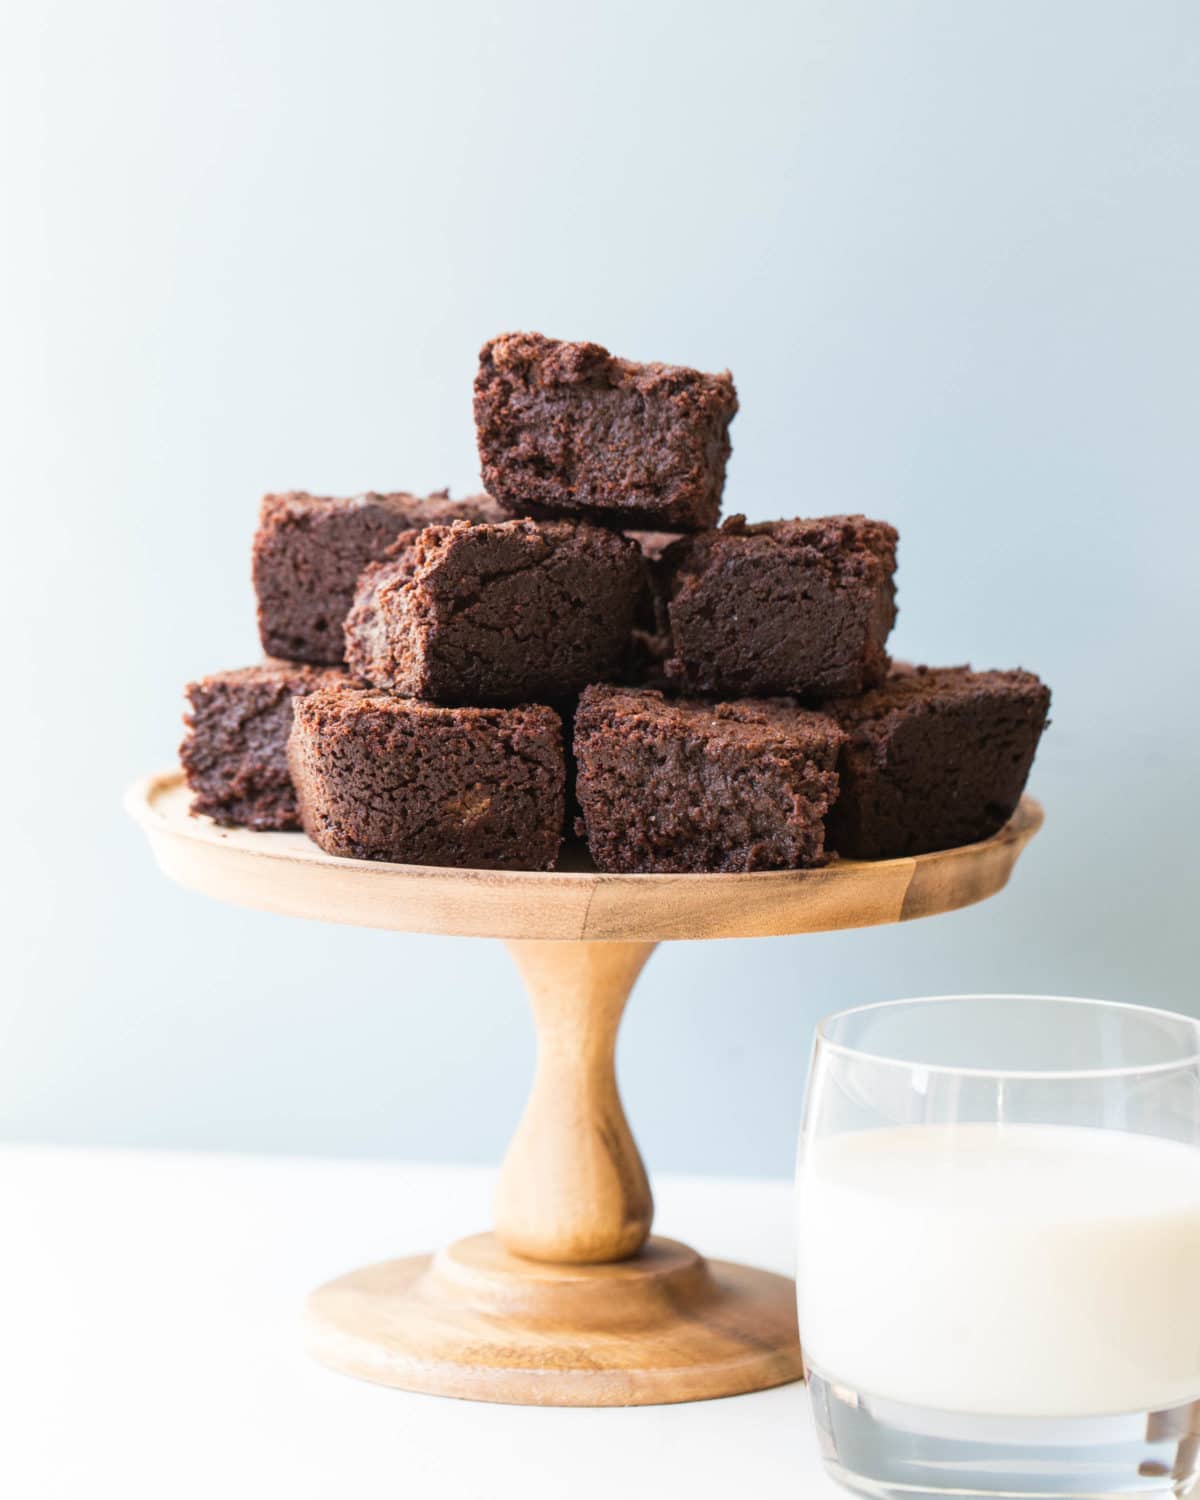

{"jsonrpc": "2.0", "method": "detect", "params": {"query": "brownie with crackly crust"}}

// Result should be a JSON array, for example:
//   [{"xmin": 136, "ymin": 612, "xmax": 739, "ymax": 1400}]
[
  {"xmin": 661, "ymin": 514, "xmax": 898, "ymax": 698},
  {"xmin": 288, "ymin": 690, "xmax": 564, "ymax": 869},
  {"xmin": 252, "ymin": 489, "xmax": 503, "ymax": 664},
  {"xmin": 344, "ymin": 518, "xmax": 645, "ymax": 705},
  {"xmin": 474, "ymin": 332, "xmax": 738, "ymax": 531},
  {"xmin": 824, "ymin": 665, "xmax": 1051, "ymax": 859},
  {"xmin": 180, "ymin": 660, "xmax": 351, "ymax": 829},
  {"xmin": 573, "ymin": 684, "xmax": 845, "ymax": 873}
]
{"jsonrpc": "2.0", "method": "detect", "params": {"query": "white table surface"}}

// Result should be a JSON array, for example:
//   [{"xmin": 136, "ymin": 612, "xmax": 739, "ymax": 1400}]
[{"xmin": 0, "ymin": 1144, "xmax": 838, "ymax": 1500}]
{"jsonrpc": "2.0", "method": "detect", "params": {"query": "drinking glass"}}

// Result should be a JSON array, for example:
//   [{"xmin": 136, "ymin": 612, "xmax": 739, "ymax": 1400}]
[{"xmin": 796, "ymin": 995, "xmax": 1200, "ymax": 1500}]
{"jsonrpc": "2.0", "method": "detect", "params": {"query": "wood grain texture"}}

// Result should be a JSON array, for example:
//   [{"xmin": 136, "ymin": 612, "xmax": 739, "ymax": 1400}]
[
  {"xmin": 126, "ymin": 770, "xmax": 1043, "ymax": 942},
  {"xmin": 305, "ymin": 1233, "xmax": 803, "ymax": 1406},
  {"xmin": 495, "ymin": 941, "xmax": 655, "ymax": 1262}
]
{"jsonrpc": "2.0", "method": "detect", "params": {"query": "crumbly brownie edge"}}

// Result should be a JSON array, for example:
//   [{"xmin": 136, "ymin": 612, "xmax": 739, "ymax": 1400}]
[
  {"xmin": 287, "ymin": 691, "xmax": 565, "ymax": 870},
  {"xmin": 343, "ymin": 518, "xmax": 646, "ymax": 705},
  {"xmin": 252, "ymin": 491, "xmax": 503, "ymax": 664},
  {"xmin": 180, "ymin": 662, "xmax": 349, "ymax": 830},
  {"xmin": 573, "ymin": 685, "xmax": 844, "ymax": 873},
  {"xmin": 474, "ymin": 331, "xmax": 738, "ymax": 531},
  {"xmin": 824, "ymin": 667, "xmax": 1051, "ymax": 858},
  {"xmin": 661, "ymin": 516, "xmax": 899, "ymax": 697}
]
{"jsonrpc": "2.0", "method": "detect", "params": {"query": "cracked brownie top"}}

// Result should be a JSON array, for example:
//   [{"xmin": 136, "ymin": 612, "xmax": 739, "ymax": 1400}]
[{"xmin": 343, "ymin": 518, "xmax": 645, "ymax": 705}]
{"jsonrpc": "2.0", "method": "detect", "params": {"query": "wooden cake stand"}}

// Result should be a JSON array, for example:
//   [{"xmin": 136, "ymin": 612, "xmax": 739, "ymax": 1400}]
[{"xmin": 126, "ymin": 771, "xmax": 1042, "ymax": 1407}]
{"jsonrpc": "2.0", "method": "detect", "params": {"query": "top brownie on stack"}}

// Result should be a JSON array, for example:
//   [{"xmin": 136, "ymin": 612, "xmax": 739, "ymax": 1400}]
[{"xmin": 475, "ymin": 331, "xmax": 739, "ymax": 531}]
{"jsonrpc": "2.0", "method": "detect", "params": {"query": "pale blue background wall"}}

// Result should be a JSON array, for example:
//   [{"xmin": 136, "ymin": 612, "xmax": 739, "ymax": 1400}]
[{"xmin": 3, "ymin": 0, "xmax": 1197, "ymax": 1178}]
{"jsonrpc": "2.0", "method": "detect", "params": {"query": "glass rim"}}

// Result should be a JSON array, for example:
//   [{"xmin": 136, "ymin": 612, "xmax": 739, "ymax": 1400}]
[{"xmin": 814, "ymin": 993, "xmax": 1200, "ymax": 1080}]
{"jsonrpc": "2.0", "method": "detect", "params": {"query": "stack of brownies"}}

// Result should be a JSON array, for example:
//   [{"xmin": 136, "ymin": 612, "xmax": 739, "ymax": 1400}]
[{"xmin": 181, "ymin": 330, "xmax": 1050, "ymax": 873}]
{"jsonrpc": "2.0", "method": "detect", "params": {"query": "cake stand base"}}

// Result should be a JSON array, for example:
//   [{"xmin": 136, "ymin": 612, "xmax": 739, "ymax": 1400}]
[{"xmin": 306, "ymin": 1231, "xmax": 802, "ymax": 1406}]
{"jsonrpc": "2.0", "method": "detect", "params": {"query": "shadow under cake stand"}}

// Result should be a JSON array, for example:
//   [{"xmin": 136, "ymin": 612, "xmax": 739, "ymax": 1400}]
[{"xmin": 126, "ymin": 771, "xmax": 1042, "ymax": 1407}]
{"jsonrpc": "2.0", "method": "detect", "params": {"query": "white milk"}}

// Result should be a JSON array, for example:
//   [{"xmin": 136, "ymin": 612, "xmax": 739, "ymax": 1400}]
[{"xmin": 797, "ymin": 1123, "xmax": 1200, "ymax": 1417}]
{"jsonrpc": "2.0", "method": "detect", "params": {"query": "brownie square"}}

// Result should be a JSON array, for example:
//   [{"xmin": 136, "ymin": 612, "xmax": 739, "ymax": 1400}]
[
  {"xmin": 662, "ymin": 515, "xmax": 898, "ymax": 698},
  {"xmin": 573, "ymin": 684, "xmax": 845, "ymax": 873},
  {"xmin": 288, "ymin": 690, "xmax": 564, "ymax": 870},
  {"xmin": 474, "ymin": 331, "xmax": 738, "ymax": 531},
  {"xmin": 180, "ymin": 660, "xmax": 351, "ymax": 830},
  {"xmin": 344, "ymin": 518, "xmax": 645, "ymax": 705},
  {"xmin": 252, "ymin": 489, "xmax": 503, "ymax": 664},
  {"xmin": 824, "ymin": 665, "xmax": 1051, "ymax": 859}
]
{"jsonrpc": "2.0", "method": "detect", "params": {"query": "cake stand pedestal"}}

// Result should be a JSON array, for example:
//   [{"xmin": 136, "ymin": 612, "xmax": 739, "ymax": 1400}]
[{"xmin": 126, "ymin": 772, "xmax": 1042, "ymax": 1407}]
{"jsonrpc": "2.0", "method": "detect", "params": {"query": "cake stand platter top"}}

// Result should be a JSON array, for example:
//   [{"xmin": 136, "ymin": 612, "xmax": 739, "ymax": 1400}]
[{"xmin": 127, "ymin": 771, "xmax": 1043, "ymax": 943}]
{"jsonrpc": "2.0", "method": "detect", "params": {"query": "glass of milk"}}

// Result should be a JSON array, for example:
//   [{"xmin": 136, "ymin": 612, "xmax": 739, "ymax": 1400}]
[{"xmin": 797, "ymin": 995, "xmax": 1200, "ymax": 1500}]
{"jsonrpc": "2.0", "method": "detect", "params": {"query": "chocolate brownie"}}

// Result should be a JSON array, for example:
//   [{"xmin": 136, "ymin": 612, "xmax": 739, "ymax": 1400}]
[
  {"xmin": 474, "ymin": 331, "xmax": 738, "ymax": 531},
  {"xmin": 824, "ymin": 665, "xmax": 1051, "ymax": 859},
  {"xmin": 573, "ymin": 684, "xmax": 845, "ymax": 873},
  {"xmin": 288, "ymin": 689, "xmax": 564, "ymax": 869},
  {"xmin": 180, "ymin": 660, "xmax": 350, "ymax": 830},
  {"xmin": 344, "ymin": 518, "xmax": 645, "ymax": 705},
  {"xmin": 661, "ymin": 515, "xmax": 898, "ymax": 697},
  {"xmin": 253, "ymin": 489, "xmax": 503, "ymax": 664}
]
